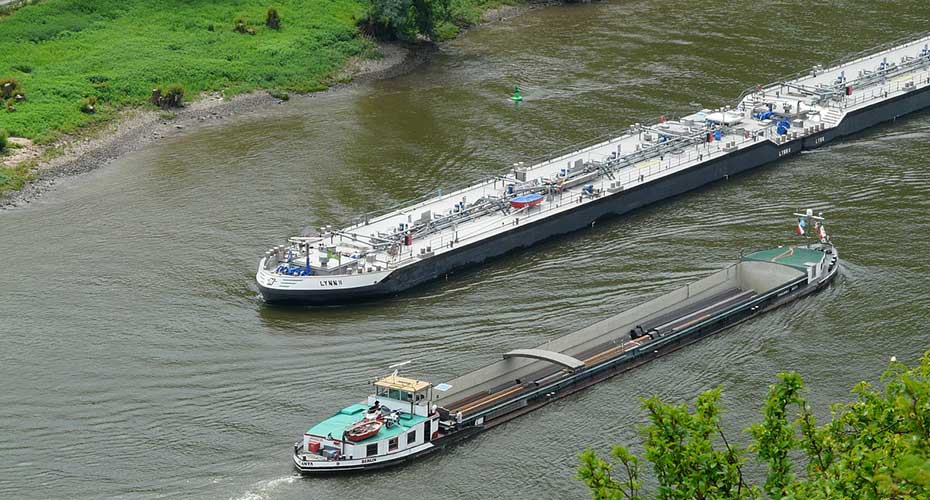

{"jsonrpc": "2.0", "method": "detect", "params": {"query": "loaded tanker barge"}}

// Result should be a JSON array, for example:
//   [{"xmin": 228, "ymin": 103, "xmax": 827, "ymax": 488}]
[
  {"xmin": 292, "ymin": 213, "xmax": 838, "ymax": 473},
  {"xmin": 258, "ymin": 32, "xmax": 923, "ymax": 304}
]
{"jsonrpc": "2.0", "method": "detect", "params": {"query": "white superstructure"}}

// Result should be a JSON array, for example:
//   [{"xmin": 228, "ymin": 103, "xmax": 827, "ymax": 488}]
[{"xmin": 257, "ymin": 33, "xmax": 930, "ymax": 302}]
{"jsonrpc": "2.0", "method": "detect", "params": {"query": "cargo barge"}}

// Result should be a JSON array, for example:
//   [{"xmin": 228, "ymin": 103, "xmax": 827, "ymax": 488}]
[
  {"xmin": 259, "ymin": 32, "xmax": 924, "ymax": 305},
  {"xmin": 292, "ymin": 213, "xmax": 839, "ymax": 473}
]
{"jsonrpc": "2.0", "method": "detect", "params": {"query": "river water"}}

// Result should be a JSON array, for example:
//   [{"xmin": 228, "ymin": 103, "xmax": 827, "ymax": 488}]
[{"xmin": 2, "ymin": 2, "xmax": 930, "ymax": 498}]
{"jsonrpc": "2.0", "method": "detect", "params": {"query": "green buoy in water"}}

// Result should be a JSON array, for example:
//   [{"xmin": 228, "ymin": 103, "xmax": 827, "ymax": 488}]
[{"xmin": 511, "ymin": 85, "xmax": 523, "ymax": 102}]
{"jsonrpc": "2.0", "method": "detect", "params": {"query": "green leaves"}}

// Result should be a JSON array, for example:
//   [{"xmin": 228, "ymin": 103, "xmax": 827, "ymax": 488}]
[
  {"xmin": 577, "ymin": 446, "xmax": 644, "ymax": 500},
  {"xmin": 578, "ymin": 352, "xmax": 930, "ymax": 500}
]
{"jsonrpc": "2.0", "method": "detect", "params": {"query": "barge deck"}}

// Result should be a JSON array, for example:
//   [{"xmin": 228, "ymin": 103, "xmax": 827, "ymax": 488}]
[{"xmin": 262, "ymin": 30, "xmax": 926, "ymax": 305}]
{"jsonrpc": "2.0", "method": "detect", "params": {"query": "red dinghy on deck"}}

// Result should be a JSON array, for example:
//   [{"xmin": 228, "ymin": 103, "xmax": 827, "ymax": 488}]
[
  {"xmin": 345, "ymin": 419, "xmax": 382, "ymax": 442},
  {"xmin": 510, "ymin": 193, "xmax": 544, "ymax": 209}
]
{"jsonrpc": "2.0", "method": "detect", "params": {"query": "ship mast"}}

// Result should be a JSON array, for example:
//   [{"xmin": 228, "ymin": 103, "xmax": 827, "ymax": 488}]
[{"xmin": 793, "ymin": 208, "xmax": 828, "ymax": 245}]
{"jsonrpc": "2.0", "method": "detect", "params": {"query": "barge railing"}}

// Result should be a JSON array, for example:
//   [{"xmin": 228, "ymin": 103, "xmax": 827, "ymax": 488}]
[
  {"xmin": 734, "ymin": 30, "xmax": 930, "ymax": 107},
  {"xmin": 326, "ymin": 32, "xmax": 930, "ymax": 240}
]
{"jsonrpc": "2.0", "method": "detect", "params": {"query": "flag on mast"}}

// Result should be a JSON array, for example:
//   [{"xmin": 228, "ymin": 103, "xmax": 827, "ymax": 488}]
[{"xmin": 796, "ymin": 217, "xmax": 806, "ymax": 236}]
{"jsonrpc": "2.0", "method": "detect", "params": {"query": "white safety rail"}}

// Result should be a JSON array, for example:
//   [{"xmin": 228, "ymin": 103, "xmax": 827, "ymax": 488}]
[{"xmin": 260, "ymin": 31, "xmax": 930, "ymax": 282}]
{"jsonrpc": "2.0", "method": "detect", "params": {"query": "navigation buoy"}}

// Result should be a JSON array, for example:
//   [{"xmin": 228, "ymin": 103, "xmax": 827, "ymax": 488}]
[{"xmin": 511, "ymin": 86, "xmax": 523, "ymax": 102}]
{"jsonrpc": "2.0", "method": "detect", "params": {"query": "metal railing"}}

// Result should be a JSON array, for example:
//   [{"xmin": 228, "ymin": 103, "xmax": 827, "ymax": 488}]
[
  {"xmin": 320, "ymin": 32, "xmax": 930, "ymax": 242},
  {"xmin": 734, "ymin": 30, "xmax": 930, "ymax": 106}
]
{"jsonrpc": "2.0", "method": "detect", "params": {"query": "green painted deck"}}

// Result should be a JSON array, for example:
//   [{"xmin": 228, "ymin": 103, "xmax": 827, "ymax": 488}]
[
  {"xmin": 742, "ymin": 246, "xmax": 824, "ymax": 271},
  {"xmin": 306, "ymin": 403, "xmax": 427, "ymax": 444}
]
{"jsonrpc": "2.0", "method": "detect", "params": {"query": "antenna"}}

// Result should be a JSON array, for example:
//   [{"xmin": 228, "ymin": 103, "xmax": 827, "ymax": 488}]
[{"xmin": 793, "ymin": 210, "xmax": 824, "ymax": 222}]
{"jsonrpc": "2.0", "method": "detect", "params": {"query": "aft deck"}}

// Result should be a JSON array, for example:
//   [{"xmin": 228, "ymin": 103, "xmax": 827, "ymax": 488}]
[{"xmin": 307, "ymin": 403, "xmax": 427, "ymax": 445}]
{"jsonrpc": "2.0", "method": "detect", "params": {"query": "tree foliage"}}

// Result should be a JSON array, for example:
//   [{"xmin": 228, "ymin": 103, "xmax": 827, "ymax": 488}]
[
  {"xmin": 362, "ymin": 0, "xmax": 457, "ymax": 42},
  {"xmin": 578, "ymin": 352, "xmax": 930, "ymax": 499}
]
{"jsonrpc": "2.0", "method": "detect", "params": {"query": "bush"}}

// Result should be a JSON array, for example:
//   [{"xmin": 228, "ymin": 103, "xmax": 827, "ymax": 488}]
[
  {"xmin": 79, "ymin": 96, "xmax": 97, "ymax": 114},
  {"xmin": 163, "ymin": 83, "xmax": 185, "ymax": 108},
  {"xmin": 150, "ymin": 84, "xmax": 185, "ymax": 109},
  {"xmin": 268, "ymin": 89, "xmax": 289, "ymax": 101},
  {"xmin": 578, "ymin": 355, "xmax": 930, "ymax": 499},
  {"xmin": 0, "ymin": 129, "xmax": 8, "ymax": 152},
  {"xmin": 234, "ymin": 18, "xmax": 256, "ymax": 35},
  {"xmin": 360, "ymin": 0, "xmax": 458, "ymax": 42},
  {"xmin": 0, "ymin": 77, "xmax": 22, "ymax": 99},
  {"xmin": 266, "ymin": 7, "xmax": 281, "ymax": 30}
]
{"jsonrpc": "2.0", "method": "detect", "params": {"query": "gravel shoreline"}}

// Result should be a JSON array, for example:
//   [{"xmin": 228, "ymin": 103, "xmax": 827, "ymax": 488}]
[
  {"xmin": 0, "ymin": 42, "xmax": 435, "ymax": 209},
  {"xmin": 0, "ymin": 1, "xmax": 553, "ymax": 209}
]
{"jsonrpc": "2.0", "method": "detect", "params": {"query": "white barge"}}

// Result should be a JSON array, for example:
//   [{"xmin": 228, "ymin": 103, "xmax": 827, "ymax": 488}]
[
  {"xmin": 293, "ymin": 213, "xmax": 839, "ymax": 473},
  {"xmin": 260, "ymin": 33, "xmax": 927, "ymax": 304}
]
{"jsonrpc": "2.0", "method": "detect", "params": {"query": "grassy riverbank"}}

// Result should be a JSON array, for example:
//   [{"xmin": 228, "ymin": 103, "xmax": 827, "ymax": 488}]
[
  {"xmin": 0, "ymin": 0, "xmax": 372, "ymax": 143},
  {"xmin": 0, "ymin": 0, "xmax": 521, "ymax": 196}
]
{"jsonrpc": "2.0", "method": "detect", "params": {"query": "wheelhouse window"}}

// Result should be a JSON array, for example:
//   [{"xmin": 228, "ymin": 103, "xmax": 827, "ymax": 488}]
[
  {"xmin": 388, "ymin": 437, "xmax": 398, "ymax": 452},
  {"xmin": 366, "ymin": 443, "xmax": 378, "ymax": 457},
  {"xmin": 407, "ymin": 429, "xmax": 417, "ymax": 445}
]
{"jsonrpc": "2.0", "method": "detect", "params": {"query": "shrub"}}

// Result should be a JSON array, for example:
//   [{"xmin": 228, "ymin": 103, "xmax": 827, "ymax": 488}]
[
  {"xmin": 163, "ymin": 83, "xmax": 185, "ymax": 108},
  {"xmin": 0, "ymin": 129, "xmax": 8, "ymax": 152},
  {"xmin": 79, "ymin": 96, "xmax": 97, "ymax": 114},
  {"xmin": 207, "ymin": 23, "xmax": 215, "ymax": 32},
  {"xmin": 234, "ymin": 18, "xmax": 255, "ymax": 35},
  {"xmin": 268, "ymin": 89, "xmax": 289, "ymax": 101},
  {"xmin": 12, "ymin": 64, "xmax": 32, "ymax": 74},
  {"xmin": 150, "ymin": 84, "xmax": 184, "ymax": 109},
  {"xmin": 0, "ymin": 77, "xmax": 22, "ymax": 99},
  {"xmin": 266, "ymin": 7, "xmax": 281, "ymax": 30},
  {"xmin": 360, "ymin": 0, "xmax": 445, "ymax": 42},
  {"xmin": 5, "ymin": 98, "xmax": 16, "ymax": 113}
]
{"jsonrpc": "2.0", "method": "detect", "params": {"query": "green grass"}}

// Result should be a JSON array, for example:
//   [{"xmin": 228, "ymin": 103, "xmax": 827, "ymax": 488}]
[
  {"xmin": 0, "ymin": 161, "xmax": 36, "ymax": 195},
  {"xmin": 0, "ymin": 0, "xmax": 524, "ymax": 194},
  {"xmin": 0, "ymin": 0, "xmax": 371, "ymax": 142}
]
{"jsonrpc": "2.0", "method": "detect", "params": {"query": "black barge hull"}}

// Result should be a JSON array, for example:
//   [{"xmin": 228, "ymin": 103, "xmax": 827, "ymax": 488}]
[{"xmin": 264, "ymin": 80, "xmax": 927, "ymax": 305}]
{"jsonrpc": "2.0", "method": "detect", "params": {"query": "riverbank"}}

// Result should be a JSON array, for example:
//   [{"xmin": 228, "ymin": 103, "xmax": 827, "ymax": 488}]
[
  {"xmin": 0, "ymin": 0, "xmax": 552, "ymax": 209},
  {"xmin": 0, "ymin": 42, "xmax": 429, "ymax": 208}
]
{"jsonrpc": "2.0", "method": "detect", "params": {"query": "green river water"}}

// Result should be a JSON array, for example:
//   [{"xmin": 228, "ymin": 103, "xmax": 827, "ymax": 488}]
[{"xmin": 2, "ymin": 1, "xmax": 930, "ymax": 498}]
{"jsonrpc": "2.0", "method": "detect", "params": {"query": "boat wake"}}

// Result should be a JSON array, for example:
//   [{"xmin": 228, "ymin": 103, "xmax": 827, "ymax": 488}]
[{"xmin": 230, "ymin": 475, "xmax": 297, "ymax": 500}]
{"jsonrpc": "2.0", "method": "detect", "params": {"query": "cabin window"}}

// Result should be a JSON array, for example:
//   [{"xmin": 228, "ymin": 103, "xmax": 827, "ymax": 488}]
[
  {"xmin": 407, "ymin": 429, "xmax": 417, "ymax": 445},
  {"xmin": 366, "ymin": 443, "xmax": 378, "ymax": 457},
  {"xmin": 389, "ymin": 388, "xmax": 402, "ymax": 400},
  {"xmin": 388, "ymin": 437, "xmax": 398, "ymax": 452}
]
